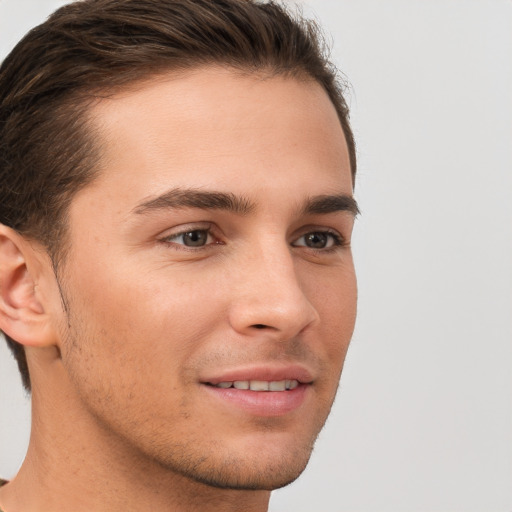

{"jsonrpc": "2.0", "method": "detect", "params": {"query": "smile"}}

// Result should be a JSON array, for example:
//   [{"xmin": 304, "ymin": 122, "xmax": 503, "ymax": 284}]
[{"xmin": 210, "ymin": 379, "xmax": 300, "ymax": 391}]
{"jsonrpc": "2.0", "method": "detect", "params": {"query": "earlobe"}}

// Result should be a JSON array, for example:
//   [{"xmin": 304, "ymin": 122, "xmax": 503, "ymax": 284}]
[{"xmin": 0, "ymin": 225, "xmax": 56, "ymax": 348}]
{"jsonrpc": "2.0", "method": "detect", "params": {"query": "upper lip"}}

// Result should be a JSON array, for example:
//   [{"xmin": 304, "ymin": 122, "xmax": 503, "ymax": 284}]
[{"xmin": 201, "ymin": 364, "xmax": 314, "ymax": 385}]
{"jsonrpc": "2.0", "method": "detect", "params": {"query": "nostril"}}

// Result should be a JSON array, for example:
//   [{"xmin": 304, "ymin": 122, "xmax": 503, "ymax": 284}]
[{"xmin": 252, "ymin": 324, "xmax": 267, "ymax": 329}]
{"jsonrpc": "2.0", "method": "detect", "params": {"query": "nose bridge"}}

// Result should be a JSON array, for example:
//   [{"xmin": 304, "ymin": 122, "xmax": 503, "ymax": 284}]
[{"xmin": 229, "ymin": 235, "xmax": 319, "ymax": 338}]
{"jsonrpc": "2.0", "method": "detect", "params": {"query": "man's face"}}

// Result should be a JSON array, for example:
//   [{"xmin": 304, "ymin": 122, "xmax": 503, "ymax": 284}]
[{"xmin": 54, "ymin": 67, "xmax": 357, "ymax": 489}]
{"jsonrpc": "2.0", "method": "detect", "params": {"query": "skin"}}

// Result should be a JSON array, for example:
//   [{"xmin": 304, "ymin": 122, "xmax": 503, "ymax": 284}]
[{"xmin": 0, "ymin": 66, "xmax": 357, "ymax": 512}]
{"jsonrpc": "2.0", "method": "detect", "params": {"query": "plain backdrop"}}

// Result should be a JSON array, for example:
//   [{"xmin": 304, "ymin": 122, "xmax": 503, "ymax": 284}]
[{"xmin": 0, "ymin": 1, "xmax": 511, "ymax": 511}]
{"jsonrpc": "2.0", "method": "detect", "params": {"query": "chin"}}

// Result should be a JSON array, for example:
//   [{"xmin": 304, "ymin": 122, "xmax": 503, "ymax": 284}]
[
  {"xmin": 166, "ymin": 440, "xmax": 315, "ymax": 491},
  {"xmin": 186, "ymin": 458, "xmax": 310, "ymax": 491}
]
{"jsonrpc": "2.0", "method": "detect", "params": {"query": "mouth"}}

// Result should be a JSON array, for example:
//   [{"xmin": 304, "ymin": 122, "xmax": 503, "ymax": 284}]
[
  {"xmin": 207, "ymin": 379, "xmax": 300, "ymax": 391},
  {"xmin": 201, "ymin": 366, "xmax": 313, "ymax": 417}
]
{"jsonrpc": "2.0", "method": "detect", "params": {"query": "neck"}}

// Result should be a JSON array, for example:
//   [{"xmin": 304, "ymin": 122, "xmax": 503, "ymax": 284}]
[{"xmin": 0, "ymin": 377, "xmax": 271, "ymax": 512}]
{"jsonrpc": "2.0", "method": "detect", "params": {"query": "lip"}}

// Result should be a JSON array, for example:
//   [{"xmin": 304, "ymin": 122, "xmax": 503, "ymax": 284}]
[
  {"xmin": 201, "ymin": 364, "xmax": 314, "ymax": 386},
  {"xmin": 203, "ymin": 384, "xmax": 309, "ymax": 417},
  {"xmin": 200, "ymin": 364, "xmax": 314, "ymax": 417}
]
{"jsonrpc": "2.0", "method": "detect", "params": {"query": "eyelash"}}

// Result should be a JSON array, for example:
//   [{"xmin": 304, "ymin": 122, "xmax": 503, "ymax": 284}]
[
  {"xmin": 159, "ymin": 225, "xmax": 346, "ymax": 253},
  {"xmin": 159, "ymin": 224, "xmax": 219, "ymax": 250},
  {"xmin": 292, "ymin": 229, "xmax": 345, "ymax": 252}
]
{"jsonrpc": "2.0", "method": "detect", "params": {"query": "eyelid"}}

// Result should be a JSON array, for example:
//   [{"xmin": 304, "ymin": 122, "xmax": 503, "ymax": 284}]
[
  {"xmin": 156, "ymin": 222, "xmax": 348, "ymax": 252},
  {"xmin": 158, "ymin": 222, "xmax": 220, "ymax": 248},
  {"xmin": 290, "ymin": 227, "xmax": 348, "ymax": 254},
  {"xmin": 292, "ymin": 226, "xmax": 345, "ymax": 242}
]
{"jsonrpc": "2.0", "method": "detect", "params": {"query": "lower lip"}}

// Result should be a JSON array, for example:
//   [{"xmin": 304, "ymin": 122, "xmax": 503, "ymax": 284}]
[{"xmin": 203, "ymin": 384, "xmax": 309, "ymax": 417}]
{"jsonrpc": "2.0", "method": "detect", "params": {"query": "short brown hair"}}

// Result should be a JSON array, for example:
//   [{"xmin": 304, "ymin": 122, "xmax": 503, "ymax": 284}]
[{"xmin": 0, "ymin": 0, "xmax": 356, "ymax": 391}]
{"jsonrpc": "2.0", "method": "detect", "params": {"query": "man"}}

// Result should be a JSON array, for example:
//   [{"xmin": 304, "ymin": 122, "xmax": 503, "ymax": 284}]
[{"xmin": 0, "ymin": 0, "xmax": 358, "ymax": 510}]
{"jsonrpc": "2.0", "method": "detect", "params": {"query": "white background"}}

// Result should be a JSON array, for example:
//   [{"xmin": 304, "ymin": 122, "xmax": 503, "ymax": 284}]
[{"xmin": 0, "ymin": 1, "xmax": 511, "ymax": 511}]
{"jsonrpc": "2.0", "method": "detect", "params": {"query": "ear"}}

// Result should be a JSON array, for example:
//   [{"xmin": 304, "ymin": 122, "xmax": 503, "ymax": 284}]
[{"xmin": 0, "ymin": 225, "xmax": 57, "ymax": 347}]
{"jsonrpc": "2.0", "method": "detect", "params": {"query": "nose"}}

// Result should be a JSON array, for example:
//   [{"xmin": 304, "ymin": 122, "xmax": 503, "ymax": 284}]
[{"xmin": 228, "ymin": 241, "xmax": 319, "ymax": 341}]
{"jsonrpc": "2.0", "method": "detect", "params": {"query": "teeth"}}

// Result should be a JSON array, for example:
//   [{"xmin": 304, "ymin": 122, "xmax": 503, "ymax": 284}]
[
  {"xmin": 250, "ymin": 380, "xmax": 269, "ymax": 391},
  {"xmin": 269, "ymin": 380, "xmax": 286, "ymax": 391},
  {"xmin": 286, "ymin": 379, "xmax": 299, "ymax": 390},
  {"xmin": 213, "ymin": 379, "xmax": 300, "ymax": 391}
]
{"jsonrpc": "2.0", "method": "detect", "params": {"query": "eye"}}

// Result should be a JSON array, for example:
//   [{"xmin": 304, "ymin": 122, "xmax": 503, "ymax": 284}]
[
  {"xmin": 162, "ymin": 229, "xmax": 213, "ymax": 247},
  {"xmin": 292, "ymin": 231, "xmax": 342, "ymax": 250}
]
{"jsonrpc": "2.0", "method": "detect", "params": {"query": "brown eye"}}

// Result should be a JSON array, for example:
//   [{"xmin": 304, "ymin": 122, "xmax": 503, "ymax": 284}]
[
  {"xmin": 292, "ymin": 231, "xmax": 341, "ymax": 250},
  {"xmin": 304, "ymin": 232, "xmax": 328, "ymax": 249}
]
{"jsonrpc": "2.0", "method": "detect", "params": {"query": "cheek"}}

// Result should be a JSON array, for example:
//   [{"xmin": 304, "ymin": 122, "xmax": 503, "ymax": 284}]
[
  {"xmin": 57, "ymin": 267, "xmax": 210, "ymax": 426},
  {"xmin": 61, "ymin": 261, "xmax": 226, "ymax": 376},
  {"xmin": 307, "ymin": 259, "xmax": 357, "ymax": 322},
  {"xmin": 305, "ymin": 262, "xmax": 357, "ymax": 366}
]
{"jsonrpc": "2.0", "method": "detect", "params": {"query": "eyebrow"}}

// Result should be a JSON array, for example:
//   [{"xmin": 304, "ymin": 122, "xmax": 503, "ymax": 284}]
[
  {"xmin": 133, "ymin": 188, "xmax": 359, "ymax": 217},
  {"xmin": 301, "ymin": 194, "xmax": 360, "ymax": 217},
  {"xmin": 133, "ymin": 188, "xmax": 255, "ymax": 215}
]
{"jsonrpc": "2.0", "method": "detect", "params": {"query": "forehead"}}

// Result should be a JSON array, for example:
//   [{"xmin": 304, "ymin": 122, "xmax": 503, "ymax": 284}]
[{"xmin": 79, "ymin": 66, "xmax": 352, "ymax": 213}]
